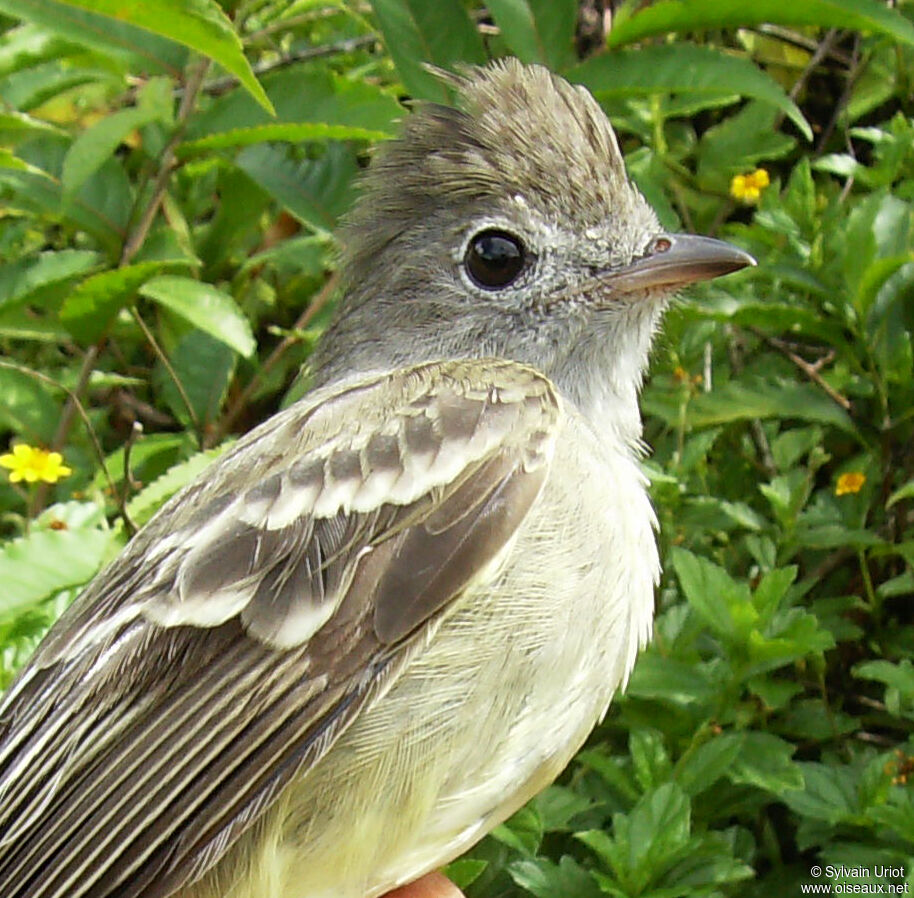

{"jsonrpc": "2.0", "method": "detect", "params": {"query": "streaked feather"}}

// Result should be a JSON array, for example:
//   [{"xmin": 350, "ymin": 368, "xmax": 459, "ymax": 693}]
[{"xmin": 0, "ymin": 360, "xmax": 559, "ymax": 898}]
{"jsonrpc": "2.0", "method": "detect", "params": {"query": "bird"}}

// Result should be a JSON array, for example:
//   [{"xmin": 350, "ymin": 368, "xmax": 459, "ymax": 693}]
[{"xmin": 0, "ymin": 59, "xmax": 754, "ymax": 898}]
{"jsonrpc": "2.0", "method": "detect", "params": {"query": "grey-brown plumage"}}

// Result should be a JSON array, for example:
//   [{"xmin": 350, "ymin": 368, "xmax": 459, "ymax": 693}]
[{"xmin": 0, "ymin": 60, "xmax": 752, "ymax": 898}]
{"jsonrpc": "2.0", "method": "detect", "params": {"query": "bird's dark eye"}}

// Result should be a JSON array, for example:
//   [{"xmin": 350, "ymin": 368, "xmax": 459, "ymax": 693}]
[{"xmin": 465, "ymin": 230, "xmax": 526, "ymax": 289}]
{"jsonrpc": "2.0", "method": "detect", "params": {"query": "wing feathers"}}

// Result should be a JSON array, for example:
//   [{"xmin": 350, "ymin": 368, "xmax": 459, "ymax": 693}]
[{"xmin": 0, "ymin": 360, "xmax": 561, "ymax": 898}]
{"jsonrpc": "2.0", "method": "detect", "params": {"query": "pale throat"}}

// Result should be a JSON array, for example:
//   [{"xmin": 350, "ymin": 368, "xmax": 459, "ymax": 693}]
[{"xmin": 546, "ymin": 303, "xmax": 663, "ymax": 452}]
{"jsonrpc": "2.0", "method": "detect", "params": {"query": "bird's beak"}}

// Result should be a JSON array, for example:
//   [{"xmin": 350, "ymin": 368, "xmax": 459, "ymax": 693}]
[{"xmin": 603, "ymin": 234, "xmax": 756, "ymax": 294}]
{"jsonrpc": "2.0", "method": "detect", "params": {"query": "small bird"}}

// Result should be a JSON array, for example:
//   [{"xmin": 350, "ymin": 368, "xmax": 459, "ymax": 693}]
[{"xmin": 0, "ymin": 60, "xmax": 753, "ymax": 898}]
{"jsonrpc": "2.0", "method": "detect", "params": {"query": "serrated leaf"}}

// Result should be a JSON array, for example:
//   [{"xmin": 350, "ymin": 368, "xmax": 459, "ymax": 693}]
[
  {"xmin": 630, "ymin": 728, "xmax": 672, "ymax": 792},
  {"xmin": 685, "ymin": 378, "xmax": 857, "ymax": 433},
  {"xmin": 126, "ymin": 443, "xmax": 229, "ymax": 527},
  {"xmin": 509, "ymin": 856, "xmax": 603, "ymax": 898},
  {"xmin": 672, "ymin": 547, "xmax": 753, "ymax": 638},
  {"xmin": 180, "ymin": 121, "xmax": 390, "ymax": 155},
  {"xmin": 371, "ymin": 0, "xmax": 485, "ymax": 101},
  {"xmin": 782, "ymin": 763, "xmax": 860, "ymax": 824},
  {"xmin": 443, "ymin": 859, "xmax": 488, "ymax": 890},
  {"xmin": 0, "ymin": 366, "xmax": 61, "ymax": 442},
  {"xmin": 0, "ymin": 514, "xmax": 111, "ymax": 621},
  {"xmin": 139, "ymin": 275, "xmax": 255, "ymax": 357},
  {"xmin": 729, "ymin": 732, "xmax": 802, "ymax": 793},
  {"xmin": 580, "ymin": 783, "xmax": 692, "ymax": 886},
  {"xmin": 236, "ymin": 142, "xmax": 357, "ymax": 234},
  {"xmin": 752, "ymin": 566, "xmax": 798, "ymax": 620},
  {"xmin": 60, "ymin": 261, "xmax": 174, "ymax": 343},
  {"xmin": 154, "ymin": 330, "xmax": 236, "ymax": 428},
  {"xmin": 491, "ymin": 805, "xmax": 543, "ymax": 856},
  {"xmin": 569, "ymin": 44, "xmax": 811, "ymax": 140},
  {"xmin": 180, "ymin": 68, "xmax": 399, "ymax": 155},
  {"xmin": 50, "ymin": 0, "xmax": 271, "ymax": 112},
  {"xmin": 675, "ymin": 734, "xmax": 744, "ymax": 797},
  {"xmin": 608, "ymin": 0, "xmax": 914, "ymax": 49},
  {"xmin": 486, "ymin": 0, "xmax": 577, "ymax": 70},
  {"xmin": 887, "ymin": 478, "xmax": 914, "ymax": 507},
  {"xmin": 0, "ymin": 58, "xmax": 113, "ymax": 110},
  {"xmin": 854, "ymin": 659, "xmax": 914, "ymax": 699},
  {"xmin": 0, "ymin": 109, "xmax": 65, "ymax": 143},
  {"xmin": 624, "ymin": 653, "xmax": 719, "ymax": 707}
]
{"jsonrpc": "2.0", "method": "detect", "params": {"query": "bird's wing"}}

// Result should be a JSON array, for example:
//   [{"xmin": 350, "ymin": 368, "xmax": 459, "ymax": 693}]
[{"xmin": 0, "ymin": 359, "xmax": 560, "ymax": 898}]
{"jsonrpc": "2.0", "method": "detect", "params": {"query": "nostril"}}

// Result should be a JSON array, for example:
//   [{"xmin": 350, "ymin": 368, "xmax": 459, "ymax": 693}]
[{"xmin": 652, "ymin": 236, "xmax": 672, "ymax": 254}]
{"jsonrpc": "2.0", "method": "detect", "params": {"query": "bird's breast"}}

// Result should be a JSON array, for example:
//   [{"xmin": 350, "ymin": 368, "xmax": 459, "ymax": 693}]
[{"xmin": 185, "ymin": 409, "xmax": 658, "ymax": 898}]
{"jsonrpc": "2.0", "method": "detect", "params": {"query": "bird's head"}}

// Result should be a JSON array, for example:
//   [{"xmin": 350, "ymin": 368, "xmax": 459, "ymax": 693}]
[{"xmin": 313, "ymin": 59, "xmax": 753, "ymax": 441}]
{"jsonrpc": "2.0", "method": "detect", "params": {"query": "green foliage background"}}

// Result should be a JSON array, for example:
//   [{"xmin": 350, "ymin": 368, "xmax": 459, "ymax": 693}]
[{"xmin": 1, "ymin": 0, "xmax": 913, "ymax": 895}]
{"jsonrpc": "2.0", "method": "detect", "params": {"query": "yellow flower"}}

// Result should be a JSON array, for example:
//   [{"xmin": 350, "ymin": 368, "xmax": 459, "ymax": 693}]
[
  {"xmin": 730, "ymin": 168, "xmax": 770, "ymax": 204},
  {"xmin": 835, "ymin": 471, "xmax": 866, "ymax": 496},
  {"xmin": 0, "ymin": 443, "xmax": 72, "ymax": 484}
]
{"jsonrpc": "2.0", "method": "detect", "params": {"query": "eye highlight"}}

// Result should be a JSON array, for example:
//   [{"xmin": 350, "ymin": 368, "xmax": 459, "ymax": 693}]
[{"xmin": 464, "ymin": 230, "xmax": 526, "ymax": 289}]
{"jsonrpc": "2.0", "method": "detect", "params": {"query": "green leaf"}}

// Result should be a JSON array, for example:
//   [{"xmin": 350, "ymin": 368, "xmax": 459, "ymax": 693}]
[
  {"xmin": 672, "ymin": 547, "xmax": 753, "ymax": 639},
  {"xmin": 683, "ymin": 378, "xmax": 857, "ymax": 434},
  {"xmin": 630, "ymin": 728, "xmax": 672, "ymax": 792},
  {"xmin": 728, "ymin": 732, "xmax": 802, "ymax": 794},
  {"xmin": 867, "ymin": 789, "xmax": 914, "ymax": 843},
  {"xmin": 0, "ymin": 509, "xmax": 111, "ymax": 621},
  {"xmin": 624, "ymin": 653, "xmax": 719, "ymax": 707},
  {"xmin": 0, "ymin": 59, "xmax": 113, "ymax": 110},
  {"xmin": 569, "ymin": 44, "xmax": 812, "ymax": 140},
  {"xmin": 752, "ymin": 566, "xmax": 798, "ymax": 621},
  {"xmin": 0, "ymin": 109, "xmax": 64, "ymax": 143},
  {"xmin": 126, "ymin": 443, "xmax": 229, "ymax": 528},
  {"xmin": 60, "ymin": 261, "xmax": 174, "ymax": 343},
  {"xmin": 608, "ymin": 0, "xmax": 914, "ymax": 50},
  {"xmin": 697, "ymin": 101, "xmax": 796, "ymax": 182},
  {"xmin": 855, "ymin": 659, "xmax": 914, "ymax": 704},
  {"xmin": 0, "ymin": 0, "xmax": 186, "ymax": 73},
  {"xmin": 0, "ymin": 365, "xmax": 61, "ymax": 442},
  {"xmin": 180, "ymin": 68, "xmax": 399, "ymax": 155},
  {"xmin": 154, "ymin": 330, "xmax": 236, "ymax": 428},
  {"xmin": 887, "ymin": 478, "xmax": 914, "ymax": 507},
  {"xmin": 580, "ymin": 783, "xmax": 692, "ymax": 888},
  {"xmin": 675, "ymin": 733, "xmax": 744, "ymax": 797},
  {"xmin": 51, "ymin": 0, "xmax": 272, "ymax": 113},
  {"xmin": 236, "ymin": 142, "xmax": 357, "ymax": 234},
  {"xmin": 0, "ymin": 249, "xmax": 99, "ymax": 311},
  {"xmin": 485, "ymin": 0, "xmax": 577, "ymax": 70},
  {"xmin": 139, "ymin": 275, "xmax": 255, "ymax": 357},
  {"xmin": 443, "ymin": 859, "xmax": 487, "ymax": 890},
  {"xmin": 491, "ymin": 805, "xmax": 543, "ymax": 856},
  {"xmin": 530, "ymin": 786, "xmax": 593, "ymax": 832},
  {"xmin": 371, "ymin": 0, "xmax": 485, "ymax": 101},
  {"xmin": 181, "ymin": 121, "xmax": 390, "ymax": 155},
  {"xmin": 509, "ymin": 856, "xmax": 603, "ymax": 898},
  {"xmin": 63, "ymin": 102, "xmax": 166, "ymax": 196},
  {"xmin": 782, "ymin": 763, "xmax": 860, "ymax": 824}
]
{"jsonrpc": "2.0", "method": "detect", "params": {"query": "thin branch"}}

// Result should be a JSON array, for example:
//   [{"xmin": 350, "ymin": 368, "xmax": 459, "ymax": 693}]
[
  {"xmin": 726, "ymin": 326, "xmax": 777, "ymax": 478},
  {"xmin": 0, "ymin": 359, "xmax": 117, "ymax": 512},
  {"xmin": 120, "ymin": 57, "xmax": 211, "ymax": 267},
  {"xmin": 199, "ymin": 35, "xmax": 378, "ymax": 98},
  {"xmin": 210, "ymin": 270, "xmax": 340, "ymax": 446},
  {"xmin": 30, "ymin": 343, "xmax": 102, "ymax": 515},
  {"xmin": 755, "ymin": 24, "xmax": 854, "ymax": 67},
  {"xmin": 751, "ymin": 328, "xmax": 852, "ymax": 411},
  {"xmin": 816, "ymin": 33, "xmax": 863, "ymax": 155},
  {"xmin": 130, "ymin": 307, "xmax": 202, "ymax": 442}
]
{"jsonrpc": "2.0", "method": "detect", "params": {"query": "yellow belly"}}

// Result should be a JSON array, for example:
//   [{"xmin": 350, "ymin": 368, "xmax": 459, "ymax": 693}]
[{"xmin": 180, "ymin": 414, "xmax": 657, "ymax": 898}]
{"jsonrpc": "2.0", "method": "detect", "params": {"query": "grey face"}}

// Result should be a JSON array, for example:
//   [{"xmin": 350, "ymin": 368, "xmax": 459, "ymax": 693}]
[{"xmin": 311, "ymin": 61, "xmax": 753, "ymax": 428}]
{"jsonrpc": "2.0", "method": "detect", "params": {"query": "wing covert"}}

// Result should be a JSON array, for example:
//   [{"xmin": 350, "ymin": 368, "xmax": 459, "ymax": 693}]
[{"xmin": 0, "ymin": 359, "xmax": 560, "ymax": 898}]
